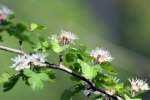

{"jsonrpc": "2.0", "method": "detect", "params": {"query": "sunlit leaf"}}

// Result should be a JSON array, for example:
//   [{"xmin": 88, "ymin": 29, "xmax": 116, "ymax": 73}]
[
  {"xmin": 30, "ymin": 23, "xmax": 46, "ymax": 31},
  {"xmin": 77, "ymin": 59, "xmax": 97, "ymax": 80}
]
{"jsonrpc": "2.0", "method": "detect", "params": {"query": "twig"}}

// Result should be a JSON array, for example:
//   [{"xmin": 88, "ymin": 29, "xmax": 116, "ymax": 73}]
[
  {"xmin": 0, "ymin": 45, "xmax": 25, "ymax": 55},
  {"xmin": 0, "ymin": 45, "xmax": 123, "ymax": 100}
]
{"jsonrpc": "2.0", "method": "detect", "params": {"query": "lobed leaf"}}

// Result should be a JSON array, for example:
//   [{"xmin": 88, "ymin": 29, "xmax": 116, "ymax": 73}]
[
  {"xmin": 23, "ymin": 69, "xmax": 53, "ymax": 90},
  {"xmin": 77, "ymin": 59, "xmax": 97, "ymax": 80}
]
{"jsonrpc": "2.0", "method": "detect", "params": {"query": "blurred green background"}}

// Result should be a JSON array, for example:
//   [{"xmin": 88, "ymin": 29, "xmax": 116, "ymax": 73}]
[{"xmin": 0, "ymin": 0, "xmax": 150, "ymax": 99}]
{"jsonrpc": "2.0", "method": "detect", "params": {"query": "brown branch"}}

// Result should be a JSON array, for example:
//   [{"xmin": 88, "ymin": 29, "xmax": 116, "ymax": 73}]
[{"xmin": 0, "ymin": 45, "xmax": 123, "ymax": 100}]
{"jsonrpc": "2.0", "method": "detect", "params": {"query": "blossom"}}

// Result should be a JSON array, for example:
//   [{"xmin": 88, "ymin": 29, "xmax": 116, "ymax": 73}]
[
  {"xmin": 57, "ymin": 30, "xmax": 78, "ymax": 46},
  {"xmin": 11, "ymin": 55, "xmax": 30, "ymax": 71},
  {"xmin": 29, "ymin": 52, "xmax": 47, "ymax": 66},
  {"xmin": 11, "ymin": 53, "xmax": 47, "ymax": 71},
  {"xmin": 129, "ymin": 78, "xmax": 149, "ymax": 92},
  {"xmin": 90, "ymin": 48, "xmax": 113, "ymax": 64},
  {"xmin": 0, "ymin": 5, "xmax": 13, "ymax": 22}
]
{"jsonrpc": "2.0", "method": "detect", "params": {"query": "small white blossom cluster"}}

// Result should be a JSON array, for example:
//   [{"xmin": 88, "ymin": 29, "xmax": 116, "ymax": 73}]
[
  {"xmin": 90, "ymin": 48, "xmax": 113, "ymax": 64},
  {"xmin": 28, "ymin": 53, "xmax": 47, "ymax": 66},
  {"xmin": 0, "ymin": 5, "xmax": 13, "ymax": 22},
  {"xmin": 11, "ymin": 53, "xmax": 47, "ymax": 71},
  {"xmin": 129, "ymin": 78, "xmax": 149, "ymax": 93},
  {"xmin": 11, "ymin": 55, "xmax": 30, "ymax": 71},
  {"xmin": 56, "ymin": 30, "xmax": 78, "ymax": 46}
]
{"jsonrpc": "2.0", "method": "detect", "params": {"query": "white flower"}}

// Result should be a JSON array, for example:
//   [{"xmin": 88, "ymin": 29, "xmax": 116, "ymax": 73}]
[
  {"xmin": 29, "ymin": 52, "xmax": 47, "ymax": 66},
  {"xmin": 0, "ymin": 5, "xmax": 13, "ymax": 21},
  {"xmin": 11, "ymin": 53, "xmax": 47, "ymax": 71},
  {"xmin": 11, "ymin": 55, "xmax": 30, "ymax": 71},
  {"xmin": 57, "ymin": 30, "xmax": 78, "ymax": 45},
  {"xmin": 90, "ymin": 48, "xmax": 113, "ymax": 64},
  {"xmin": 129, "ymin": 78, "xmax": 149, "ymax": 92}
]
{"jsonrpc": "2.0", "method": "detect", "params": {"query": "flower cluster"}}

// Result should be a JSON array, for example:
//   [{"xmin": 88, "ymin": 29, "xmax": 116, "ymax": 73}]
[
  {"xmin": 11, "ymin": 53, "xmax": 47, "ymax": 71},
  {"xmin": 11, "ymin": 55, "xmax": 30, "ymax": 71},
  {"xmin": 129, "ymin": 78, "xmax": 149, "ymax": 93},
  {"xmin": 28, "ymin": 53, "xmax": 47, "ymax": 66},
  {"xmin": 90, "ymin": 48, "xmax": 113, "ymax": 64},
  {"xmin": 57, "ymin": 30, "xmax": 78, "ymax": 46},
  {"xmin": 0, "ymin": 5, "xmax": 13, "ymax": 22}
]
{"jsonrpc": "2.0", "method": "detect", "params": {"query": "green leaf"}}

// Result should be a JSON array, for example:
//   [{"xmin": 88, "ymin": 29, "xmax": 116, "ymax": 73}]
[
  {"xmin": 95, "ymin": 98, "xmax": 103, "ymax": 100},
  {"xmin": 23, "ymin": 69, "xmax": 52, "ymax": 90},
  {"xmin": 23, "ymin": 69, "xmax": 35, "ymax": 77},
  {"xmin": 30, "ymin": 23, "xmax": 46, "ymax": 31},
  {"xmin": 23, "ymin": 69, "xmax": 51, "ymax": 81},
  {"xmin": 65, "ymin": 53, "xmax": 76, "ymax": 63},
  {"xmin": 30, "ymin": 23, "xmax": 38, "ymax": 31},
  {"xmin": 3, "ymin": 74, "xmax": 20, "ymax": 92},
  {"xmin": 50, "ymin": 35, "xmax": 69, "ymax": 53},
  {"xmin": 100, "ymin": 63, "xmax": 117, "ymax": 75},
  {"xmin": 28, "ymin": 76, "xmax": 44, "ymax": 90},
  {"xmin": 37, "ymin": 73, "xmax": 49, "ymax": 81},
  {"xmin": 50, "ymin": 38, "xmax": 63, "ymax": 53},
  {"xmin": 0, "ymin": 73, "xmax": 11, "ymax": 84},
  {"xmin": 93, "ymin": 94, "xmax": 104, "ymax": 100},
  {"xmin": 34, "ymin": 41, "xmax": 50, "ymax": 52},
  {"xmin": 77, "ymin": 59, "xmax": 97, "ymax": 80},
  {"xmin": 42, "ymin": 41, "xmax": 49, "ymax": 48},
  {"xmin": 6, "ymin": 23, "xmax": 33, "ymax": 43},
  {"xmin": 61, "ymin": 84, "xmax": 84, "ymax": 100},
  {"xmin": 114, "ymin": 83, "xmax": 124, "ymax": 92},
  {"xmin": 43, "ymin": 69, "xmax": 56, "ymax": 79},
  {"xmin": 124, "ymin": 94, "xmax": 142, "ymax": 100}
]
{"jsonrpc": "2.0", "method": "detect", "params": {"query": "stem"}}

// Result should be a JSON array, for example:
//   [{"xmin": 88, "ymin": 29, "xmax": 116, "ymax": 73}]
[
  {"xmin": 0, "ymin": 45, "xmax": 123, "ymax": 100},
  {"xmin": 0, "ymin": 45, "xmax": 25, "ymax": 55}
]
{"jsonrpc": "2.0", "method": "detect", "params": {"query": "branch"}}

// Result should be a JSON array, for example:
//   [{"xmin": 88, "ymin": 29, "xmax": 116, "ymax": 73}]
[
  {"xmin": 0, "ymin": 45, "xmax": 25, "ymax": 55},
  {"xmin": 0, "ymin": 45, "xmax": 123, "ymax": 100},
  {"xmin": 45, "ymin": 63, "xmax": 121, "ymax": 100}
]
